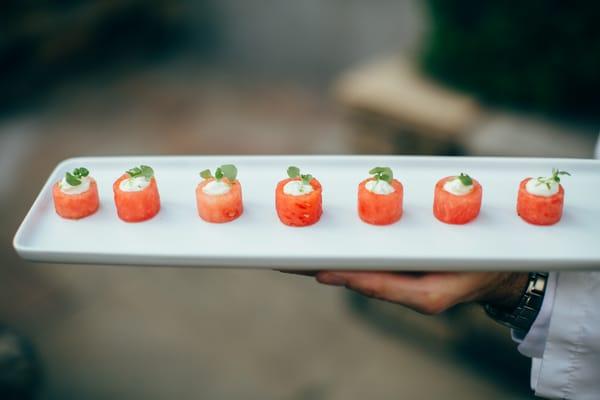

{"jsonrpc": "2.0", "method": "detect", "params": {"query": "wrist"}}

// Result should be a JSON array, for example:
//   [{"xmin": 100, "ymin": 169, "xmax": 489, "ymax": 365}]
[
  {"xmin": 483, "ymin": 272, "xmax": 549, "ymax": 333},
  {"xmin": 481, "ymin": 272, "xmax": 530, "ymax": 309}
]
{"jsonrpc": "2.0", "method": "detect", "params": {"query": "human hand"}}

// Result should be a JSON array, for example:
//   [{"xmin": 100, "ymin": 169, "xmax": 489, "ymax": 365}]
[{"xmin": 315, "ymin": 271, "xmax": 528, "ymax": 315}]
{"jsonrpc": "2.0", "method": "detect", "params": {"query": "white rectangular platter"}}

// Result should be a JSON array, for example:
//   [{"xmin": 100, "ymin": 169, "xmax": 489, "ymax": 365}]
[{"xmin": 13, "ymin": 156, "xmax": 600, "ymax": 270}]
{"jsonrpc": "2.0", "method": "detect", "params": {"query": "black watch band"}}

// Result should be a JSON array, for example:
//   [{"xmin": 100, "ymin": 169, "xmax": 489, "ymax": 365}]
[{"xmin": 484, "ymin": 272, "xmax": 548, "ymax": 333}]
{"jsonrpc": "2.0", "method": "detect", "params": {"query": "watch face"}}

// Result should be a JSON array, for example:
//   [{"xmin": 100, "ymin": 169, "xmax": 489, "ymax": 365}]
[{"xmin": 531, "ymin": 273, "xmax": 548, "ymax": 294}]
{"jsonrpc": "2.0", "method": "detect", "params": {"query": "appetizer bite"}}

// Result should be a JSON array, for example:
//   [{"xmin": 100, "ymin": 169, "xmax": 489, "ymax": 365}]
[
  {"xmin": 433, "ymin": 173, "xmax": 482, "ymax": 224},
  {"xmin": 113, "ymin": 165, "xmax": 160, "ymax": 222},
  {"xmin": 276, "ymin": 166, "xmax": 322, "ymax": 227},
  {"xmin": 53, "ymin": 167, "xmax": 99, "ymax": 219},
  {"xmin": 517, "ymin": 168, "xmax": 570, "ymax": 226},
  {"xmin": 196, "ymin": 164, "xmax": 243, "ymax": 223},
  {"xmin": 358, "ymin": 166, "xmax": 403, "ymax": 225}
]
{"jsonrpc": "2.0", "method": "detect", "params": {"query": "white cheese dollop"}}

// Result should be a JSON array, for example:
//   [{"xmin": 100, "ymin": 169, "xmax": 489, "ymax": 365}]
[
  {"xmin": 283, "ymin": 180, "xmax": 314, "ymax": 196},
  {"xmin": 526, "ymin": 178, "xmax": 559, "ymax": 197},
  {"xmin": 119, "ymin": 176, "xmax": 151, "ymax": 192},
  {"xmin": 59, "ymin": 176, "xmax": 91, "ymax": 195},
  {"xmin": 365, "ymin": 179, "xmax": 395, "ymax": 195},
  {"xmin": 202, "ymin": 180, "xmax": 231, "ymax": 195},
  {"xmin": 443, "ymin": 177, "xmax": 474, "ymax": 196}
]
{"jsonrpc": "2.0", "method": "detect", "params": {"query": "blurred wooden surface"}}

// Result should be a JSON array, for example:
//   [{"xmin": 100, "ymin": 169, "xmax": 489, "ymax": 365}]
[
  {"xmin": 334, "ymin": 56, "xmax": 482, "ymax": 155},
  {"xmin": 334, "ymin": 54, "xmax": 597, "ymax": 158}
]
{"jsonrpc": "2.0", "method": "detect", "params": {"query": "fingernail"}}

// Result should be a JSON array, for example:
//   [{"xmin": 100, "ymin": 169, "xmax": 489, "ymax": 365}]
[{"xmin": 318, "ymin": 273, "xmax": 347, "ymax": 286}]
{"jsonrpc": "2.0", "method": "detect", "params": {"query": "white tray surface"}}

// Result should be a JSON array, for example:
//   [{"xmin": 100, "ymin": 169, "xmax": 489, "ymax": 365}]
[{"xmin": 13, "ymin": 156, "xmax": 600, "ymax": 270}]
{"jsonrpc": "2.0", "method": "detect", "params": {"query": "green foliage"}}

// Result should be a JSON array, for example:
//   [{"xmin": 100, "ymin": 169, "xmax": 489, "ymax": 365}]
[{"xmin": 421, "ymin": 1, "xmax": 600, "ymax": 117}]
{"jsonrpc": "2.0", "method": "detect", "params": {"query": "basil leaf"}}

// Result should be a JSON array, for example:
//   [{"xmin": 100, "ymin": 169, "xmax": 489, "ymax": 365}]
[
  {"xmin": 140, "ymin": 165, "xmax": 154, "ymax": 179},
  {"xmin": 380, "ymin": 173, "xmax": 391, "ymax": 183},
  {"xmin": 127, "ymin": 167, "xmax": 142, "ymax": 177},
  {"xmin": 301, "ymin": 174, "xmax": 313, "ymax": 185},
  {"xmin": 199, "ymin": 169, "xmax": 213, "ymax": 179},
  {"xmin": 220, "ymin": 164, "xmax": 237, "ymax": 181},
  {"xmin": 382, "ymin": 167, "xmax": 393, "ymax": 181},
  {"xmin": 215, "ymin": 167, "xmax": 224, "ymax": 180},
  {"xmin": 65, "ymin": 172, "xmax": 81, "ymax": 186},
  {"xmin": 370, "ymin": 166, "xmax": 394, "ymax": 182},
  {"xmin": 287, "ymin": 166, "xmax": 300, "ymax": 178},
  {"xmin": 458, "ymin": 173, "xmax": 473, "ymax": 186}
]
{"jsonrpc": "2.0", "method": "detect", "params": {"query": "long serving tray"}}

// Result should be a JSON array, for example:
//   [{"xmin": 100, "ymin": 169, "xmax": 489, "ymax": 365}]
[{"xmin": 13, "ymin": 156, "xmax": 600, "ymax": 270}]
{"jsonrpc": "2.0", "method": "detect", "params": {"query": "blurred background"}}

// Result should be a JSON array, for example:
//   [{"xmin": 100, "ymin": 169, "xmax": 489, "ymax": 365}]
[{"xmin": 1, "ymin": 1, "xmax": 599, "ymax": 399}]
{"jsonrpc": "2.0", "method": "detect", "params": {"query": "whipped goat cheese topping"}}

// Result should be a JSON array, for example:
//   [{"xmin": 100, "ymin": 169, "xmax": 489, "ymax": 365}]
[
  {"xmin": 526, "ymin": 178, "xmax": 559, "ymax": 197},
  {"xmin": 443, "ymin": 177, "xmax": 474, "ymax": 196},
  {"xmin": 59, "ymin": 176, "xmax": 91, "ymax": 195},
  {"xmin": 202, "ymin": 180, "xmax": 231, "ymax": 195},
  {"xmin": 365, "ymin": 179, "xmax": 395, "ymax": 195},
  {"xmin": 119, "ymin": 176, "xmax": 151, "ymax": 192},
  {"xmin": 283, "ymin": 180, "xmax": 314, "ymax": 196}
]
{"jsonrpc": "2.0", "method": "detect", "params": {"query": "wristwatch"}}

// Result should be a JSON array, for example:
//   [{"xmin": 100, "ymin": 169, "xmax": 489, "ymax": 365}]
[{"xmin": 484, "ymin": 272, "xmax": 548, "ymax": 333}]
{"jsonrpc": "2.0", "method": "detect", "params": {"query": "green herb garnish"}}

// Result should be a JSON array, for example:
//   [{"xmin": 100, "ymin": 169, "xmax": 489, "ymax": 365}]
[
  {"xmin": 457, "ymin": 173, "xmax": 473, "ymax": 186},
  {"xmin": 535, "ymin": 168, "xmax": 570, "ymax": 190},
  {"xmin": 126, "ymin": 165, "xmax": 154, "ymax": 180},
  {"xmin": 64, "ymin": 167, "xmax": 90, "ymax": 186},
  {"xmin": 287, "ymin": 166, "xmax": 300, "ymax": 178},
  {"xmin": 369, "ymin": 166, "xmax": 393, "ymax": 184},
  {"xmin": 287, "ymin": 166, "xmax": 313, "ymax": 185},
  {"xmin": 220, "ymin": 164, "xmax": 237, "ymax": 181},
  {"xmin": 200, "ymin": 164, "xmax": 238, "ymax": 182}
]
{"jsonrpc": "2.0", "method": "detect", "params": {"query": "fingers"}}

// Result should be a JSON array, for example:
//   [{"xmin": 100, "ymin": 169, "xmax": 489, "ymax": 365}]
[
  {"xmin": 316, "ymin": 271, "xmax": 457, "ymax": 314},
  {"xmin": 277, "ymin": 270, "xmax": 317, "ymax": 277}
]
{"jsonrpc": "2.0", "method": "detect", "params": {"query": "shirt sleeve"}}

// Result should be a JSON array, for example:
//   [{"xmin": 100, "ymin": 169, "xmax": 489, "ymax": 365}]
[{"xmin": 530, "ymin": 272, "xmax": 600, "ymax": 399}]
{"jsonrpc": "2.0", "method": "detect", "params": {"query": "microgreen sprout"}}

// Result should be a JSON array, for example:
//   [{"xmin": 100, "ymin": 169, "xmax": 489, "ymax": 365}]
[
  {"xmin": 200, "ymin": 164, "xmax": 238, "ymax": 182},
  {"xmin": 456, "ymin": 173, "xmax": 473, "ymax": 186},
  {"xmin": 126, "ymin": 165, "xmax": 154, "ymax": 180},
  {"xmin": 65, "ymin": 167, "xmax": 90, "ymax": 186},
  {"xmin": 287, "ymin": 166, "xmax": 313, "ymax": 185},
  {"xmin": 535, "ymin": 168, "xmax": 570, "ymax": 190},
  {"xmin": 369, "ymin": 167, "xmax": 393, "ymax": 184}
]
